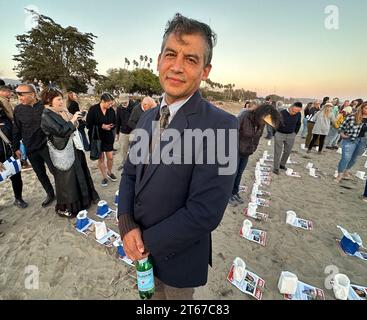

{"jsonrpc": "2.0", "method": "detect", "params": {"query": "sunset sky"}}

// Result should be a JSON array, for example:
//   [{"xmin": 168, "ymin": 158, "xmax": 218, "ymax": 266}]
[{"xmin": 1, "ymin": 0, "xmax": 366, "ymax": 100}]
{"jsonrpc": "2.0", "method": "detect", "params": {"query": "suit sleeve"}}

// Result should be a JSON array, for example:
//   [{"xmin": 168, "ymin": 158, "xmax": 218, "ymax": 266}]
[{"xmin": 142, "ymin": 115, "xmax": 238, "ymax": 259}]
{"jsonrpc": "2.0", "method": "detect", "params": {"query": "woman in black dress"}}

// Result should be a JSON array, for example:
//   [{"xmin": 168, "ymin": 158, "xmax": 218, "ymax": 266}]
[
  {"xmin": 40, "ymin": 88, "xmax": 99, "ymax": 217},
  {"xmin": 86, "ymin": 93, "xmax": 117, "ymax": 187}
]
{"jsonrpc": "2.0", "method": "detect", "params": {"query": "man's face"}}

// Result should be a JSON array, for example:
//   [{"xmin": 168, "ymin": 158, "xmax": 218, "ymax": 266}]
[
  {"xmin": 16, "ymin": 85, "xmax": 36, "ymax": 105},
  {"xmin": 289, "ymin": 106, "xmax": 302, "ymax": 115},
  {"xmin": 158, "ymin": 33, "xmax": 212, "ymax": 105},
  {"xmin": 0, "ymin": 89, "xmax": 11, "ymax": 99}
]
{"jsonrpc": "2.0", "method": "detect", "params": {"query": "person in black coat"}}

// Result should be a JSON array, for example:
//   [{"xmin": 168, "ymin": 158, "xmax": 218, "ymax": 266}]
[
  {"xmin": 115, "ymin": 99, "xmax": 133, "ymax": 170},
  {"xmin": 67, "ymin": 91, "xmax": 90, "ymax": 151},
  {"xmin": 0, "ymin": 92, "xmax": 28, "ymax": 209},
  {"xmin": 86, "ymin": 93, "xmax": 117, "ymax": 187},
  {"xmin": 40, "ymin": 88, "xmax": 99, "ymax": 217}
]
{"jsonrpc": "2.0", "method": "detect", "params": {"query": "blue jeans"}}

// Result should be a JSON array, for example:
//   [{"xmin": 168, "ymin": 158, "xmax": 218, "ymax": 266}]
[
  {"xmin": 301, "ymin": 117, "xmax": 308, "ymax": 138},
  {"xmin": 337, "ymin": 137, "xmax": 367, "ymax": 173},
  {"xmin": 232, "ymin": 155, "xmax": 249, "ymax": 195},
  {"xmin": 326, "ymin": 126, "xmax": 339, "ymax": 147}
]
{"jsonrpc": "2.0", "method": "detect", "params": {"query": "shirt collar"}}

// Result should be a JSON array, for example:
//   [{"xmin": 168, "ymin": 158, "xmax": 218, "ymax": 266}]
[{"xmin": 160, "ymin": 93, "xmax": 193, "ymax": 119}]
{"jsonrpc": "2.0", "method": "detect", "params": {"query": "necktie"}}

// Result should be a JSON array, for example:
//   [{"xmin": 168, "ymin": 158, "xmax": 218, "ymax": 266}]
[{"xmin": 159, "ymin": 106, "xmax": 170, "ymax": 133}]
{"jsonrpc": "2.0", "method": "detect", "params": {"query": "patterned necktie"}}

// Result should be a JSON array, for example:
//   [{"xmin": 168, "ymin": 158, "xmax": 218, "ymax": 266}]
[{"xmin": 160, "ymin": 105, "xmax": 170, "ymax": 133}]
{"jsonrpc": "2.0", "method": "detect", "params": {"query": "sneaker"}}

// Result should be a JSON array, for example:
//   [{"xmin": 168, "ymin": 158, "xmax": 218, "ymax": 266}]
[
  {"xmin": 101, "ymin": 178, "xmax": 108, "ymax": 187},
  {"xmin": 363, "ymin": 197, "xmax": 367, "ymax": 203},
  {"xmin": 233, "ymin": 193, "xmax": 244, "ymax": 204},
  {"xmin": 56, "ymin": 209, "xmax": 73, "ymax": 218},
  {"xmin": 14, "ymin": 198, "xmax": 28, "ymax": 209},
  {"xmin": 117, "ymin": 165, "xmax": 124, "ymax": 171},
  {"xmin": 280, "ymin": 165, "xmax": 287, "ymax": 170},
  {"xmin": 21, "ymin": 163, "xmax": 33, "ymax": 171},
  {"xmin": 107, "ymin": 173, "xmax": 117, "ymax": 182},
  {"xmin": 228, "ymin": 196, "xmax": 238, "ymax": 207},
  {"xmin": 273, "ymin": 169, "xmax": 279, "ymax": 175}
]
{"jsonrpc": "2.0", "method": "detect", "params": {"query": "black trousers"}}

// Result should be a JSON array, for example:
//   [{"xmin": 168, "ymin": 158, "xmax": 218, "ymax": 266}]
[
  {"xmin": 10, "ymin": 172, "xmax": 23, "ymax": 200},
  {"xmin": 308, "ymin": 134, "xmax": 326, "ymax": 152},
  {"xmin": 27, "ymin": 145, "xmax": 55, "ymax": 196}
]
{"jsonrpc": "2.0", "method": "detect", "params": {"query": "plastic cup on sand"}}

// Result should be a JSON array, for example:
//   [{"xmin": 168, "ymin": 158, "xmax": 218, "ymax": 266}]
[
  {"xmin": 332, "ymin": 274, "xmax": 350, "ymax": 300},
  {"xmin": 286, "ymin": 211, "xmax": 297, "ymax": 224}
]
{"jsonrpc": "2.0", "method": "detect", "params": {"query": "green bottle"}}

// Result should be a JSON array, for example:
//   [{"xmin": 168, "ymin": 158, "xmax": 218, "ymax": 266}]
[{"xmin": 136, "ymin": 256, "xmax": 155, "ymax": 299}]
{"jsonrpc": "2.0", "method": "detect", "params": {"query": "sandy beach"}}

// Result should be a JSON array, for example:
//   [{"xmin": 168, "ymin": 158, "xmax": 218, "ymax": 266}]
[{"xmin": 0, "ymin": 101, "xmax": 366, "ymax": 300}]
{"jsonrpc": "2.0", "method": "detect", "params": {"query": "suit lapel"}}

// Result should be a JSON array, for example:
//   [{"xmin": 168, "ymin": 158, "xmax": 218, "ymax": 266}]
[{"xmin": 136, "ymin": 91, "xmax": 202, "ymax": 196}]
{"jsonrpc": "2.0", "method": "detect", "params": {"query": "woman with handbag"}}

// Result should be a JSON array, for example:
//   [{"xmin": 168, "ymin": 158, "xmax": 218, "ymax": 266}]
[
  {"xmin": 40, "ymin": 88, "xmax": 99, "ymax": 217},
  {"xmin": 86, "ymin": 93, "xmax": 117, "ymax": 187}
]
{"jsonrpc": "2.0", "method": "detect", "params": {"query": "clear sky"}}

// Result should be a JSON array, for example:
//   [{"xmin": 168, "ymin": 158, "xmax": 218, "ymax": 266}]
[{"xmin": 1, "ymin": 0, "xmax": 366, "ymax": 100}]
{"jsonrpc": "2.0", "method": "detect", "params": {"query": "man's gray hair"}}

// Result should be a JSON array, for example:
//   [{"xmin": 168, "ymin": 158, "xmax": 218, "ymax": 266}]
[{"xmin": 161, "ymin": 13, "xmax": 217, "ymax": 67}]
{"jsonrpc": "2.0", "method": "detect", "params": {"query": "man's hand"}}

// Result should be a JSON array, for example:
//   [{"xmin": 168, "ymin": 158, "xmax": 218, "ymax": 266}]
[
  {"xmin": 15, "ymin": 150, "xmax": 22, "ymax": 159},
  {"xmin": 122, "ymin": 228, "xmax": 149, "ymax": 261},
  {"xmin": 102, "ymin": 123, "xmax": 114, "ymax": 131},
  {"xmin": 115, "ymin": 134, "xmax": 120, "ymax": 142}
]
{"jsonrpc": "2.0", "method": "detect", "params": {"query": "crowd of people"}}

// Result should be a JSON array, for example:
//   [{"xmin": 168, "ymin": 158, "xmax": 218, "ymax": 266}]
[
  {"xmin": 0, "ymin": 79, "xmax": 157, "ymax": 221},
  {"xmin": 228, "ymin": 96, "xmax": 367, "ymax": 208},
  {"xmin": 0, "ymin": 13, "xmax": 366, "ymax": 300}
]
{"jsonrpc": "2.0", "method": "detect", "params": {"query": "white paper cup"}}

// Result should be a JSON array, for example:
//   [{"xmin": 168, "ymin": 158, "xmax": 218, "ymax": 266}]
[
  {"xmin": 259, "ymin": 158, "xmax": 265, "ymax": 165},
  {"xmin": 267, "ymin": 140, "xmax": 271, "ymax": 146},
  {"xmin": 356, "ymin": 171, "xmax": 366, "ymax": 180},
  {"xmin": 286, "ymin": 168, "xmax": 294, "ymax": 175},
  {"xmin": 250, "ymin": 194, "xmax": 257, "ymax": 203},
  {"xmin": 233, "ymin": 257, "xmax": 246, "ymax": 282},
  {"xmin": 286, "ymin": 211, "xmax": 297, "ymax": 224},
  {"xmin": 252, "ymin": 184, "xmax": 259, "ymax": 196},
  {"xmin": 247, "ymin": 202, "xmax": 258, "ymax": 216},
  {"xmin": 306, "ymin": 162, "xmax": 313, "ymax": 169},
  {"xmin": 309, "ymin": 167, "xmax": 316, "ymax": 176},
  {"xmin": 278, "ymin": 271, "xmax": 298, "ymax": 295},
  {"xmin": 95, "ymin": 221, "xmax": 108, "ymax": 240},
  {"xmin": 301, "ymin": 144, "xmax": 306, "ymax": 150},
  {"xmin": 263, "ymin": 151, "xmax": 268, "ymax": 158},
  {"xmin": 242, "ymin": 219, "xmax": 253, "ymax": 238},
  {"xmin": 364, "ymin": 160, "xmax": 367, "ymax": 169},
  {"xmin": 332, "ymin": 274, "xmax": 350, "ymax": 300},
  {"xmin": 334, "ymin": 170, "xmax": 339, "ymax": 178}
]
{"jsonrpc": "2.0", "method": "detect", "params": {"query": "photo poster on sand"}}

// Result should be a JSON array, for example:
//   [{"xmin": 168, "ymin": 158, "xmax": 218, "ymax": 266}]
[
  {"xmin": 287, "ymin": 217, "xmax": 313, "ymax": 230},
  {"xmin": 284, "ymin": 281, "xmax": 325, "ymax": 300},
  {"xmin": 349, "ymin": 284, "xmax": 367, "ymax": 300},
  {"xmin": 75, "ymin": 219, "xmax": 134, "ymax": 267},
  {"xmin": 244, "ymin": 208, "xmax": 269, "ymax": 222},
  {"xmin": 227, "ymin": 263, "xmax": 265, "ymax": 300},
  {"xmin": 240, "ymin": 227, "xmax": 267, "ymax": 246}
]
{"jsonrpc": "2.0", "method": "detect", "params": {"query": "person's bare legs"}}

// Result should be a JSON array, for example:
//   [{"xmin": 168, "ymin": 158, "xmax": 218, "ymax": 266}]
[
  {"xmin": 98, "ymin": 152, "xmax": 108, "ymax": 179},
  {"xmin": 106, "ymin": 151, "xmax": 114, "ymax": 175}
]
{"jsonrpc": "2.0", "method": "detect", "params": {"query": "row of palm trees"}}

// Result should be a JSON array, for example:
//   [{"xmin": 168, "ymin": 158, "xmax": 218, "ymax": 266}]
[
  {"xmin": 205, "ymin": 78, "xmax": 236, "ymax": 99},
  {"xmin": 124, "ymin": 56, "xmax": 153, "ymax": 71}
]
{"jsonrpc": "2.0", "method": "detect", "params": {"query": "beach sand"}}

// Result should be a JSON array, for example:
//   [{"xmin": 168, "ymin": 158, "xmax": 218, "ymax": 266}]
[{"xmin": 1, "ymin": 101, "xmax": 366, "ymax": 300}]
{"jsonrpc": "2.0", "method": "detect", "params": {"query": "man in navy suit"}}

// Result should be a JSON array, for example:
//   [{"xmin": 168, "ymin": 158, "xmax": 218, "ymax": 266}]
[{"xmin": 118, "ymin": 13, "xmax": 238, "ymax": 299}]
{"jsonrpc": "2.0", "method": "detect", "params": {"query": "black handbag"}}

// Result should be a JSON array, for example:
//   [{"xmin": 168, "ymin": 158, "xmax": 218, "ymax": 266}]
[{"xmin": 89, "ymin": 125, "xmax": 102, "ymax": 160}]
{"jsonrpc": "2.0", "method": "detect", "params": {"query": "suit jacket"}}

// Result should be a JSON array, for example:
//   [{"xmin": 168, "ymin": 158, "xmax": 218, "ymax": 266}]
[{"xmin": 118, "ymin": 91, "xmax": 238, "ymax": 288}]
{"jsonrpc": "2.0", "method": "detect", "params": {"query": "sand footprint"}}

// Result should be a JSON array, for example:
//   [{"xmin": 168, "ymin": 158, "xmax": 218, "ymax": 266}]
[{"xmin": 49, "ymin": 256, "xmax": 70, "ymax": 288}]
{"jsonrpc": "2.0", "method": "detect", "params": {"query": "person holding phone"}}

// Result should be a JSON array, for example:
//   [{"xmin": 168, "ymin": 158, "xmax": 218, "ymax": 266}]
[
  {"xmin": 86, "ymin": 93, "xmax": 117, "ymax": 187},
  {"xmin": 40, "ymin": 88, "xmax": 99, "ymax": 217},
  {"xmin": 67, "ymin": 91, "xmax": 90, "ymax": 151}
]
